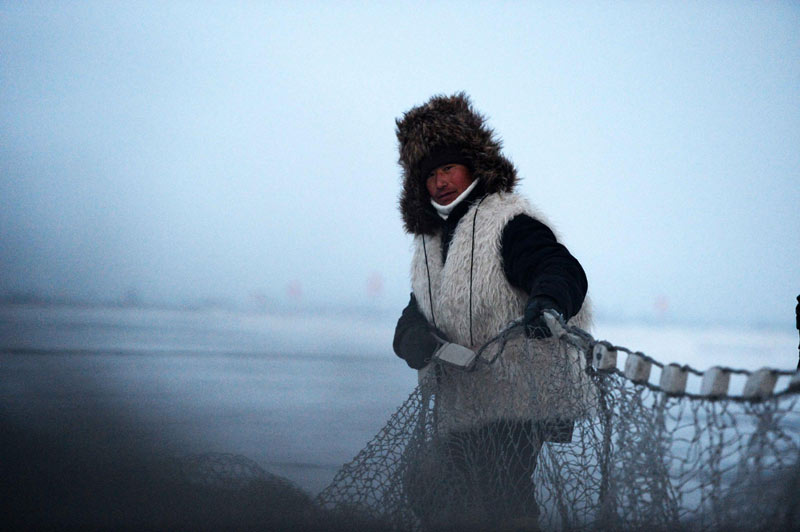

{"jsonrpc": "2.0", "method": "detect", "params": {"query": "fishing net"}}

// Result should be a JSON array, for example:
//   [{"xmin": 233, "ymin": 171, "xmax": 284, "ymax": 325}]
[{"xmin": 316, "ymin": 315, "xmax": 800, "ymax": 531}]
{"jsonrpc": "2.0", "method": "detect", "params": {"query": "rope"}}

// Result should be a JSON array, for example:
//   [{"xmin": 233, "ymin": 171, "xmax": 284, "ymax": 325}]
[
  {"xmin": 468, "ymin": 195, "xmax": 488, "ymax": 347},
  {"xmin": 421, "ymin": 235, "xmax": 437, "ymax": 330},
  {"xmin": 467, "ymin": 311, "xmax": 798, "ymax": 402}
]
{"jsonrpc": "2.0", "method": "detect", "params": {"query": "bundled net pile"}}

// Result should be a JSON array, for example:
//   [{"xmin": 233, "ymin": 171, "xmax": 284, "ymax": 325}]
[{"xmin": 316, "ymin": 317, "xmax": 800, "ymax": 531}]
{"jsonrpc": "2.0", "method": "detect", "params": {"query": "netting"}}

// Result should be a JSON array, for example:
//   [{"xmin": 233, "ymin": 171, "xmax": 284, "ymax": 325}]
[{"xmin": 316, "ymin": 314, "xmax": 800, "ymax": 531}]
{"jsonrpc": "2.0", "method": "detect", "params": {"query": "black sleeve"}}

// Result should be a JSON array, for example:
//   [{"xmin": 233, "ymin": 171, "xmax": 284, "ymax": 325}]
[
  {"xmin": 501, "ymin": 214, "xmax": 588, "ymax": 320},
  {"xmin": 393, "ymin": 293, "xmax": 441, "ymax": 370}
]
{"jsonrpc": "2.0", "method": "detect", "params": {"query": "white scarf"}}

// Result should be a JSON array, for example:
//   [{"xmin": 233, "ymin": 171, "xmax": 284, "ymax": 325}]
[{"xmin": 431, "ymin": 179, "xmax": 480, "ymax": 220}]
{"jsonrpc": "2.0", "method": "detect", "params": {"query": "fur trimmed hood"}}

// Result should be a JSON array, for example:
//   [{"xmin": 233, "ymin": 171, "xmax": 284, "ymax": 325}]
[{"xmin": 396, "ymin": 93, "xmax": 518, "ymax": 235}]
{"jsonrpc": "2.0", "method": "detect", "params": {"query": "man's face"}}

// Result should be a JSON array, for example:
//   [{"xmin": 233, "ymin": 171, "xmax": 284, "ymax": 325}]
[{"xmin": 426, "ymin": 163, "xmax": 473, "ymax": 205}]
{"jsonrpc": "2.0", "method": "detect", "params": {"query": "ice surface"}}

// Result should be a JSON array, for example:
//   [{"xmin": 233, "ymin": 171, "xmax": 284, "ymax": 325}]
[{"xmin": 1, "ymin": 305, "xmax": 797, "ymax": 494}]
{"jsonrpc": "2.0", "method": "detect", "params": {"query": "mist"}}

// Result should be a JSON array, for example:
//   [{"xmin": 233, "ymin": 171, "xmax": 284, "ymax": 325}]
[{"xmin": 2, "ymin": 1, "xmax": 799, "ymax": 326}]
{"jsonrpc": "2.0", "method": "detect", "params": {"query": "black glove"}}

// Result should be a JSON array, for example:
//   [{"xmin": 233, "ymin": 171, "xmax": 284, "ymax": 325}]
[
  {"xmin": 523, "ymin": 296, "xmax": 562, "ymax": 339},
  {"xmin": 395, "ymin": 325, "xmax": 441, "ymax": 369},
  {"xmin": 393, "ymin": 295, "xmax": 445, "ymax": 370}
]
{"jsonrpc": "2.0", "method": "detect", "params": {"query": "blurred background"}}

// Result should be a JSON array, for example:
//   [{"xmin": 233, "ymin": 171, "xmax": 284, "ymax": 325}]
[
  {"xmin": 2, "ymin": 0, "xmax": 798, "ymax": 325},
  {"xmin": 1, "ymin": 2, "xmax": 799, "ymax": 526}
]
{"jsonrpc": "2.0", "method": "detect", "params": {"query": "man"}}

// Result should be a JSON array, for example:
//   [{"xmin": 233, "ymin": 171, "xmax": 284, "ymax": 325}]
[{"xmin": 392, "ymin": 93, "xmax": 592, "ymax": 528}]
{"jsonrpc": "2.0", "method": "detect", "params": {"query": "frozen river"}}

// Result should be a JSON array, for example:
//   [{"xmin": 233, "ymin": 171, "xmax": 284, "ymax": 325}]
[{"xmin": 1, "ymin": 304, "xmax": 797, "ymax": 496}]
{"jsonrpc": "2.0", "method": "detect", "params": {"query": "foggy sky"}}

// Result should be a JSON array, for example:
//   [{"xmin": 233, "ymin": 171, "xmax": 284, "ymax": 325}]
[{"xmin": 1, "ymin": 1, "xmax": 798, "ymax": 326}]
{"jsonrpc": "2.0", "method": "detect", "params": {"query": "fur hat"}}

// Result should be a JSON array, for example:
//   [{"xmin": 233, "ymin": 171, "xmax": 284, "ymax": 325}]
[{"xmin": 396, "ymin": 92, "xmax": 518, "ymax": 235}]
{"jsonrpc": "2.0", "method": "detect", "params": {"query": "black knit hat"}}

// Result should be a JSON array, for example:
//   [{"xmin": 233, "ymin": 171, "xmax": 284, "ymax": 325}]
[{"xmin": 418, "ymin": 145, "xmax": 474, "ymax": 181}]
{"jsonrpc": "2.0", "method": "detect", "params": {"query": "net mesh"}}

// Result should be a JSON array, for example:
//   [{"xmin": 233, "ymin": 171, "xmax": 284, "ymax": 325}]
[{"xmin": 316, "ymin": 317, "xmax": 800, "ymax": 531}]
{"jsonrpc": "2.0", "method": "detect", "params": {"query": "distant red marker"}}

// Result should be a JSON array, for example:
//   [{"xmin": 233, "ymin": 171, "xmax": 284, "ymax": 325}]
[
  {"xmin": 654, "ymin": 295, "xmax": 669, "ymax": 318},
  {"xmin": 367, "ymin": 272, "xmax": 384, "ymax": 298},
  {"xmin": 287, "ymin": 280, "xmax": 302, "ymax": 302}
]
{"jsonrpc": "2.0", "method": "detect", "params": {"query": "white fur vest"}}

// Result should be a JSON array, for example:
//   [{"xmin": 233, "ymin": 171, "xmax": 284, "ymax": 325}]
[{"xmin": 411, "ymin": 192, "xmax": 594, "ymax": 434}]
